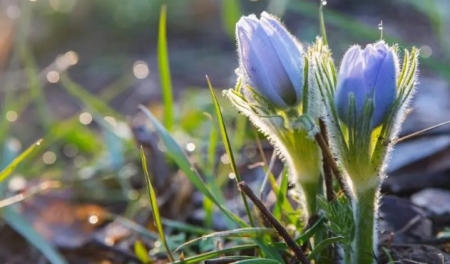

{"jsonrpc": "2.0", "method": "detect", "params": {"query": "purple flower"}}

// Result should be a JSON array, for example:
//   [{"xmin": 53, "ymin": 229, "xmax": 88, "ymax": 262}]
[
  {"xmin": 334, "ymin": 41, "xmax": 397, "ymax": 128},
  {"xmin": 236, "ymin": 12, "xmax": 304, "ymax": 109}
]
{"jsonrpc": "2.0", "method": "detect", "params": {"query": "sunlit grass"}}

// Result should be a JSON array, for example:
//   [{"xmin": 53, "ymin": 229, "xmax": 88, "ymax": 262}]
[{"xmin": 0, "ymin": 0, "xmax": 448, "ymax": 263}]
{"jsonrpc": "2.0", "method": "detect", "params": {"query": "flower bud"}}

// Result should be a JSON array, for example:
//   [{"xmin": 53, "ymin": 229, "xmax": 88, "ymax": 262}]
[
  {"xmin": 334, "ymin": 41, "xmax": 397, "ymax": 128},
  {"xmin": 236, "ymin": 12, "xmax": 304, "ymax": 109}
]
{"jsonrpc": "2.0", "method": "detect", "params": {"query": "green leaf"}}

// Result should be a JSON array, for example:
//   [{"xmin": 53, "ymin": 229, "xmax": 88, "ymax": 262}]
[
  {"xmin": 295, "ymin": 214, "xmax": 327, "ymax": 245},
  {"xmin": 157, "ymin": 4, "xmax": 174, "ymax": 131},
  {"xmin": 233, "ymin": 259, "xmax": 283, "ymax": 264},
  {"xmin": 171, "ymin": 244, "xmax": 258, "ymax": 264},
  {"xmin": 3, "ymin": 207, "xmax": 67, "ymax": 264},
  {"xmin": 59, "ymin": 73, "xmax": 121, "ymax": 118},
  {"xmin": 307, "ymin": 236, "xmax": 343, "ymax": 261},
  {"xmin": 134, "ymin": 240, "xmax": 151, "ymax": 264},
  {"xmin": 207, "ymin": 77, "xmax": 254, "ymax": 227},
  {"xmin": 138, "ymin": 105, "xmax": 247, "ymax": 228},
  {"xmin": 141, "ymin": 147, "xmax": 174, "ymax": 262},
  {"xmin": 0, "ymin": 139, "xmax": 43, "ymax": 184},
  {"xmin": 175, "ymin": 227, "xmax": 277, "ymax": 252}
]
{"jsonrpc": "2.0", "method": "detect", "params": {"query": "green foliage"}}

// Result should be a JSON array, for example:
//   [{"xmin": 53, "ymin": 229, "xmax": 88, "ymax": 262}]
[
  {"xmin": 141, "ymin": 148, "xmax": 175, "ymax": 262},
  {"xmin": 158, "ymin": 5, "xmax": 175, "ymax": 131},
  {"xmin": 0, "ymin": 1, "xmax": 442, "ymax": 263}
]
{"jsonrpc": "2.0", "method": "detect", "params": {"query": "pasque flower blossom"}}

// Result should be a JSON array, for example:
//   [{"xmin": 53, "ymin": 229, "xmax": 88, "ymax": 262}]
[
  {"xmin": 334, "ymin": 41, "xmax": 397, "ymax": 129},
  {"xmin": 236, "ymin": 12, "xmax": 304, "ymax": 109}
]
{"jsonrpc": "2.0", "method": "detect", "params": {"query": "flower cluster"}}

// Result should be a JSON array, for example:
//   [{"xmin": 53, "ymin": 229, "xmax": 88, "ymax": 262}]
[{"xmin": 224, "ymin": 11, "xmax": 419, "ymax": 264}]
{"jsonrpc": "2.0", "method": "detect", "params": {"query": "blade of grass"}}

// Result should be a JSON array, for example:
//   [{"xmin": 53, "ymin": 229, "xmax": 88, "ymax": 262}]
[
  {"xmin": 59, "ymin": 73, "xmax": 122, "ymax": 118},
  {"xmin": 157, "ymin": 4, "xmax": 174, "ymax": 131},
  {"xmin": 306, "ymin": 236, "xmax": 343, "ymax": 261},
  {"xmin": 3, "ymin": 207, "xmax": 67, "ymax": 264},
  {"xmin": 22, "ymin": 47, "xmax": 52, "ymax": 133},
  {"xmin": 134, "ymin": 240, "xmax": 152, "ymax": 264},
  {"xmin": 273, "ymin": 168, "xmax": 290, "ymax": 222},
  {"xmin": 111, "ymin": 214, "xmax": 159, "ymax": 240},
  {"xmin": 171, "ymin": 244, "xmax": 258, "ymax": 264},
  {"xmin": 295, "ymin": 214, "xmax": 327, "ymax": 244},
  {"xmin": 138, "ymin": 105, "xmax": 247, "ymax": 228},
  {"xmin": 204, "ymin": 115, "xmax": 220, "ymax": 227},
  {"xmin": 0, "ymin": 139, "xmax": 43, "ymax": 183},
  {"xmin": 175, "ymin": 227, "xmax": 277, "ymax": 252},
  {"xmin": 140, "ymin": 147, "xmax": 174, "ymax": 262},
  {"xmin": 233, "ymin": 259, "xmax": 282, "ymax": 264},
  {"xmin": 207, "ymin": 76, "xmax": 254, "ymax": 227}
]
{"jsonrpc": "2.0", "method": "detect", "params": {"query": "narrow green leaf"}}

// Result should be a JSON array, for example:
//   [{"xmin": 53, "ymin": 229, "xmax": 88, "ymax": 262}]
[
  {"xmin": 134, "ymin": 240, "xmax": 151, "ymax": 264},
  {"xmin": 3, "ymin": 207, "xmax": 67, "ymax": 264},
  {"xmin": 0, "ymin": 139, "xmax": 43, "ymax": 183},
  {"xmin": 171, "ymin": 244, "xmax": 258, "ymax": 264},
  {"xmin": 295, "ymin": 214, "xmax": 326, "ymax": 245},
  {"xmin": 175, "ymin": 227, "xmax": 276, "ymax": 252},
  {"xmin": 59, "ymin": 73, "xmax": 121, "ymax": 118},
  {"xmin": 157, "ymin": 4, "xmax": 174, "ymax": 131},
  {"xmin": 273, "ymin": 168, "xmax": 288, "ymax": 220},
  {"xmin": 138, "ymin": 105, "xmax": 247, "ymax": 228},
  {"xmin": 307, "ymin": 236, "xmax": 343, "ymax": 261},
  {"xmin": 204, "ymin": 116, "xmax": 220, "ymax": 227},
  {"xmin": 207, "ymin": 77, "xmax": 254, "ymax": 227},
  {"xmin": 222, "ymin": 0, "xmax": 241, "ymax": 38},
  {"xmin": 140, "ymin": 147, "xmax": 174, "ymax": 262},
  {"xmin": 113, "ymin": 215, "xmax": 159, "ymax": 240},
  {"xmin": 22, "ymin": 47, "xmax": 52, "ymax": 132},
  {"xmin": 233, "ymin": 259, "xmax": 282, "ymax": 264}
]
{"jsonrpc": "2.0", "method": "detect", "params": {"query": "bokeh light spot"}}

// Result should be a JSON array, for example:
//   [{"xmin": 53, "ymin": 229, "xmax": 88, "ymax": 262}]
[
  {"xmin": 6, "ymin": 111, "xmax": 18, "ymax": 122},
  {"xmin": 79, "ymin": 112, "xmax": 93, "ymax": 125},
  {"xmin": 420, "ymin": 45, "xmax": 432, "ymax": 58},
  {"xmin": 133, "ymin": 61, "xmax": 149, "ymax": 79},
  {"xmin": 43, "ymin": 151, "xmax": 57, "ymax": 165},
  {"xmin": 47, "ymin": 71, "xmax": 60, "ymax": 83}
]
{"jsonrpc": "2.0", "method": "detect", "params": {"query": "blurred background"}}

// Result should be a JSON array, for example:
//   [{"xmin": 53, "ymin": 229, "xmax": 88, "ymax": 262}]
[{"xmin": 1, "ymin": 0, "xmax": 450, "ymax": 263}]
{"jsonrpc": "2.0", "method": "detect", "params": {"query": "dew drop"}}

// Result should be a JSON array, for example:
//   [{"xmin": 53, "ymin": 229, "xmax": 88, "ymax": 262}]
[
  {"xmin": 378, "ymin": 21, "xmax": 384, "ymax": 39},
  {"xmin": 378, "ymin": 21, "xmax": 383, "ymax": 30},
  {"xmin": 321, "ymin": 0, "xmax": 327, "ymax": 6}
]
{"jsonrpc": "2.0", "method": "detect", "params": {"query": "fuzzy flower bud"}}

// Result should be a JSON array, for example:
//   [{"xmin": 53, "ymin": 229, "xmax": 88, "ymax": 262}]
[
  {"xmin": 334, "ymin": 41, "xmax": 397, "ymax": 128},
  {"xmin": 236, "ymin": 12, "xmax": 304, "ymax": 109}
]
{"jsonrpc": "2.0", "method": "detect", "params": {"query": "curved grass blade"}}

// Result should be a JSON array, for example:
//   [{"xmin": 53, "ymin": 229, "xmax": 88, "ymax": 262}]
[
  {"xmin": 59, "ymin": 73, "xmax": 122, "ymax": 118},
  {"xmin": 157, "ymin": 4, "xmax": 174, "ymax": 131},
  {"xmin": 233, "ymin": 259, "xmax": 283, "ymax": 264},
  {"xmin": 3, "ymin": 207, "xmax": 67, "ymax": 264},
  {"xmin": 171, "ymin": 244, "xmax": 258, "ymax": 264},
  {"xmin": 207, "ymin": 77, "xmax": 254, "ymax": 227},
  {"xmin": 307, "ymin": 236, "xmax": 343, "ymax": 261},
  {"xmin": 0, "ymin": 139, "xmax": 43, "ymax": 183},
  {"xmin": 134, "ymin": 240, "xmax": 151, "ymax": 264},
  {"xmin": 140, "ymin": 147, "xmax": 174, "ymax": 262},
  {"xmin": 138, "ymin": 105, "xmax": 247, "ymax": 228},
  {"xmin": 175, "ymin": 227, "xmax": 276, "ymax": 252},
  {"xmin": 295, "ymin": 214, "xmax": 327, "ymax": 244}
]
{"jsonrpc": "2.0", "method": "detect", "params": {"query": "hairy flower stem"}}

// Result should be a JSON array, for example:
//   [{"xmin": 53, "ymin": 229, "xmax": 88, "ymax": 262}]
[
  {"xmin": 281, "ymin": 130, "xmax": 322, "ymax": 218},
  {"xmin": 299, "ymin": 180, "xmax": 318, "ymax": 217},
  {"xmin": 352, "ymin": 185, "xmax": 379, "ymax": 264}
]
